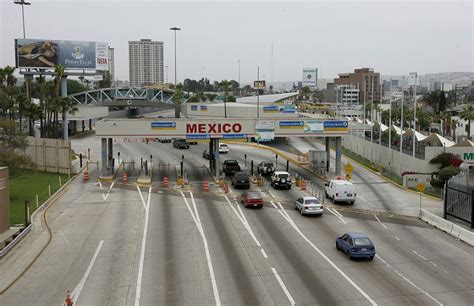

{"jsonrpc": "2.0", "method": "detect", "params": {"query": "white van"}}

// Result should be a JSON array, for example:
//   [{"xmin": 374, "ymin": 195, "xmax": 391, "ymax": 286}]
[{"xmin": 324, "ymin": 179, "xmax": 356, "ymax": 204}]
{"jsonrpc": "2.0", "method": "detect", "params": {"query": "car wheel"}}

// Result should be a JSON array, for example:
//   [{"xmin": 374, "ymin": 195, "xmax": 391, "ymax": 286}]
[
  {"xmin": 336, "ymin": 242, "xmax": 340, "ymax": 250},
  {"xmin": 347, "ymin": 251, "xmax": 352, "ymax": 260},
  {"xmin": 288, "ymin": 185, "xmax": 291, "ymax": 190},
  {"xmin": 325, "ymin": 191, "xmax": 328, "ymax": 198},
  {"xmin": 332, "ymin": 196, "xmax": 336, "ymax": 204},
  {"xmin": 294, "ymin": 203, "xmax": 297, "ymax": 210},
  {"xmin": 351, "ymin": 201, "xmax": 355, "ymax": 205},
  {"xmin": 300, "ymin": 209, "xmax": 304, "ymax": 216},
  {"xmin": 369, "ymin": 256, "xmax": 374, "ymax": 260}
]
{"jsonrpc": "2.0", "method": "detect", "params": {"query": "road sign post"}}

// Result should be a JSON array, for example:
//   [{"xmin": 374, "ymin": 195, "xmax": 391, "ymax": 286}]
[
  {"xmin": 344, "ymin": 162, "xmax": 353, "ymax": 180},
  {"xmin": 416, "ymin": 182, "xmax": 425, "ymax": 215}
]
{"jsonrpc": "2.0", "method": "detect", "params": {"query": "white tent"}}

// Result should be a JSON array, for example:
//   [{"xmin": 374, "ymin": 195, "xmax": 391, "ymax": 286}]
[
  {"xmin": 419, "ymin": 133, "xmax": 455, "ymax": 147},
  {"xmin": 451, "ymin": 139, "xmax": 474, "ymax": 147},
  {"xmin": 365, "ymin": 119, "xmax": 374, "ymax": 126},
  {"xmin": 392, "ymin": 124, "xmax": 404, "ymax": 136},
  {"xmin": 355, "ymin": 118, "xmax": 363, "ymax": 124},
  {"xmin": 403, "ymin": 128, "xmax": 427, "ymax": 142}
]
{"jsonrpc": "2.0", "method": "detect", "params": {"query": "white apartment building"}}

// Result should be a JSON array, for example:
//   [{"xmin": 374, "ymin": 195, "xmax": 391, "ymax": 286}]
[
  {"xmin": 108, "ymin": 47, "xmax": 115, "ymax": 86},
  {"xmin": 129, "ymin": 39, "xmax": 164, "ymax": 87}
]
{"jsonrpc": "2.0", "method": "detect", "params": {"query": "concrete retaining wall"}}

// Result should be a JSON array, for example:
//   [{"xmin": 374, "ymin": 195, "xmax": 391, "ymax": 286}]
[{"xmin": 419, "ymin": 209, "xmax": 473, "ymax": 246}]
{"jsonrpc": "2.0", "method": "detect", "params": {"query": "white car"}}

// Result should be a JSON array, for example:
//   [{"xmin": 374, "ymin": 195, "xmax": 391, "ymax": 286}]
[
  {"xmin": 324, "ymin": 179, "xmax": 356, "ymax": 204},
  {"xmin": 270, "ymin": 171, "xmax": 292, "ymax": 189},
  {"xmin": 219, "ymin": 143, "xmax": 229, "ymax": 153},
  {"xmin": 295, "ymin": 196, "xmax": 323, "ymax": 216}
]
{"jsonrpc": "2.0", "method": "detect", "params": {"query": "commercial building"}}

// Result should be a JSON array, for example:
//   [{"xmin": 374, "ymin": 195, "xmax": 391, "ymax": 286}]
[
  {"xmin": 129, "ymin": 39, "xmax": 164, "ymax": 87},
  {"xmin": 334, "ymin": 68, "xmax": 381, "ymax": 103},
  {"xmin": 108, "ymin": 47, "xmax": 115, "ymax": 85}
]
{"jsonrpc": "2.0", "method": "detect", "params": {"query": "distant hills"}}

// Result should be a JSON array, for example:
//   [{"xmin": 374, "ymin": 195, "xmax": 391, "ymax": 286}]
[{"xmin": 381, "ymin": 72, "xmax": 473, "ymax": 86}]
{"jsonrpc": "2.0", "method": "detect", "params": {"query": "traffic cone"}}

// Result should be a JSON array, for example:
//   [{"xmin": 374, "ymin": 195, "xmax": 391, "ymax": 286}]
[
  {"xmin": 123, "ymin": 172, "xmax": 128, "ymax": 183},
  {"xmin": 203, "ymin": 180, "xmax": 209, "ymax": 192},
  {"xmin": 83, "ymin": 170, "xmax": 89, "ymax": 182},
  {"xmin": 301, "ymin": 179, "xmax": 307, "ymax": 191},
  {"xmin": 162, "ymin": 176, "xmax": 169, "ymax": 188},
  {"xmin": 223, "ymin": 183, "xmax": 229, "ymax": 193},
  {"xmin": 65, "ymin": 290, "xmax": 73, "ymax": 306}
]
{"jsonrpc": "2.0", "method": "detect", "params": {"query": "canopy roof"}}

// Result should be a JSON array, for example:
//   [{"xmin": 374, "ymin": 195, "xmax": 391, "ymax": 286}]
[{"xmin": 419, "ymin": 133, "xmax": 455, "ymax": 147}]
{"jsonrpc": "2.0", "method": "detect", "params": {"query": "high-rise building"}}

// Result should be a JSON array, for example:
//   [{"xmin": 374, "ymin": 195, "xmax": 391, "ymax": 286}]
[
  {"xmin": 334, "ymin": 68, "xmax": 381, "ymax": 104},
  {"xmin": 108, "ymin": 47, "xmax": 115, "ymax": 86},
  {"xmin": 129, "ymin": 39, "xmax": 164, "ymax": 87}
]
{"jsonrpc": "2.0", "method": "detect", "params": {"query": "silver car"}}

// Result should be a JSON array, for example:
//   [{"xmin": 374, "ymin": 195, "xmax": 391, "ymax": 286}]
[{"xmin": 295, "ymin": 196, "xmax": 323, "ymax": 216}]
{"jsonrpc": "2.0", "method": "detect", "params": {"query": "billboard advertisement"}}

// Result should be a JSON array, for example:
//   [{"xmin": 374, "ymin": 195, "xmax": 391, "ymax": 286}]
[
  {"xmin": 302, "ymin": 68, "xmax": 318, "ymax": 87},
  {"xmin": 15, "ymin": 38, "xmax": 109, "ymax": 70},
  {"xmin": 253, "ymin": 80, "xmax": 266, "ymax": 90}
]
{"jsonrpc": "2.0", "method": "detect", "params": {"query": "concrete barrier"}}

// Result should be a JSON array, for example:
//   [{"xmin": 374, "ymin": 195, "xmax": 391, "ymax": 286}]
[{"xmin": 419, "ymin": 209, "xmax": 473, "ymax": 247}]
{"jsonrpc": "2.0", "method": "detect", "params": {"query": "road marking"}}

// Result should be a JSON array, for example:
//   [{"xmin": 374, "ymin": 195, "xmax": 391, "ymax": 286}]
[
  {"xmin": 271, "ymin": 267, "xmax": 296, "ymax": 306},
  {"xmin": 395, "ymin": 237, "xmax": 400, "ymax": 241},
  {"xmin": 268, "ymin": 189, "xmax": 277, "ymax": 198},
  {"xmin": 271, "ymin": 201, "xmax": 291, "ymax": 223},
  {"xmin": 374, "ymin": 215, "xmax": 388, "ymax": 229},
  {"xmin": 326, "ymin": 207, "xmax": 347, "ymax": 224},
  {"xmin": 376, "ymin": 255, "xmax": 443, "ymax": 305},
  {"xmin": 275, "ymin": 202, "xmax": 377, "ymax": 305},
  {"xmin": 134, "ymin": 186, "xmax": 152, "ymax": 306},
  {"xmin": 180, "ymin": 192, "xmax": 221, "ymax": 306},
  {"xmin": 430, "ymin": 262, "xmax": 438, "ymax": 267},
  {"xmin": 261, "ymin": 248, "xmax": 268, "ymax": 259},
  {"xmin": 224, "ymin": 196, "xmax": 262, "ymax": 247},
  {"xmin": 71, "ymin": 240, "xmax": 104, "ymax": 304},
  {"xmin": 99, "ymin": 181, "xmax": 115, "ymax": 201},
  {"xmin": 412, "ymin": 250, "xmax": 427, "ymax": 261},
  {"xmin": 136, "ymin": 185, "xmax": 147, "ymax": 210}
]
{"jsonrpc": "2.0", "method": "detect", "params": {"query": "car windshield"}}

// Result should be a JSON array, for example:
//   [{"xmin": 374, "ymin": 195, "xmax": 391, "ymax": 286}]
[
  {"xmin": 305, "ymin": 199, "xmax": 320, "ymax": 204},
  {"xmin": 226, "ymin": 161, "xmax": 238, "ymax": 165},
  {"xmin": 354, "ymin": 238, "xmax": 372, "ymax": 246},
  {"xmin": 278, "ymin": 174, "xmax": 289, "ymax": 179},
  {"xmin": 247, "ymin": 192, "xmax": 261, "ymax": 199},
  {"xmin": 264, "ymin": 163, "xmax": 274, "ymax": 167},
  {"xmin": 220, "ymin": 144, "xmax": 228, "ymax": 147},
  {"xmin": 235, "ymin": 174, "xmax": 248, "ymax": 180}
]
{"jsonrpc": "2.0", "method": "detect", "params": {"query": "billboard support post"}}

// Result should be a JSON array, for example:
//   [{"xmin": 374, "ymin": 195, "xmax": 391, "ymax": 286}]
[{"xmin": 61, "ymin": 76, "xmax": 68, "ymax": 140}]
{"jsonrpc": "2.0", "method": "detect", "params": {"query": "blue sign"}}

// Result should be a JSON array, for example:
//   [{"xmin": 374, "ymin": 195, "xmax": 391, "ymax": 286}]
[
  {"xmin": 324, "ymin": 121, "xmax": 348, "ymax": 128},
  {"xmin": 282, "ymin": 108, "xmax": 296, "ymax": 113},
  {"xmin": 223, "ymin": 134, "xmax": 247, "ymax": 139},
  {"xmin": 263, "ymin": 106, "xmax": 279, "ymax": 112},
  {"xmin": 191, "ymin": 105, "xmax": 198, "ymax": 111},
  {"xmin": 280, "ymin": 121, "xmax": 304, "ymax": 128},
  {"xmin": 186, "ymin": 134, "xmax": 210, "ymax": 140},
  {"xmin": 200, "ymin": 105, "xmax": 208, "ymax": 111},
  {"xmin": 151, "ymin": 122, "xmax": 176, "ymax": 130}
]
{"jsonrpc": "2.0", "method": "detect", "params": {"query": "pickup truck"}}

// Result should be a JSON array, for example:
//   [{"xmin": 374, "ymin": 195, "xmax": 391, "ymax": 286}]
[{"xmin": 222, "ymin": 159, "xmax": 241, "ymax": 175}]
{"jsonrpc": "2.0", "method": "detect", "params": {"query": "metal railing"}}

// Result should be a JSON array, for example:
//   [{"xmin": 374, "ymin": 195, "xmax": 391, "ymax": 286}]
[{"xmin": 445, "ymin": 170, "xmax": 474, "ymax": 228}]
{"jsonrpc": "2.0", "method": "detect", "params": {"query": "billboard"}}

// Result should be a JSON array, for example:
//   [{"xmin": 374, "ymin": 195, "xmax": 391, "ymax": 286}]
[
  {"xmin": 408, "ymin": 72, "xmax": 420, "ymax": 86},
  {"xmin": 253, "ymin": 80, "xmax": 266, "ymax": 90},
  {"xmin": 302, "ymin": 68, "xmax": 318, "ymax": 87},
  {"xmin": 15, "ymin": 38, "xmax": 109, "ymax": 70}
]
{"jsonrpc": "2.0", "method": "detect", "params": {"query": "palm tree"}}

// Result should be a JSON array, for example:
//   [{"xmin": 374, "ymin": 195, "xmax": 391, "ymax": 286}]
[
  {"xmin": 219, "ymin": 80, "xmax": 231, "ymax": 118},
  {"xmin": 172, "ymin": 87, "xmax": 183, "ymax": 118},
  {"xmin": 460, "ymin": 105, "xmax": 474, "ymax": 140}
]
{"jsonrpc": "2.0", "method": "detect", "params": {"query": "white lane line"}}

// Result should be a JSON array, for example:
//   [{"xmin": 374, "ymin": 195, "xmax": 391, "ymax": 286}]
[
  {"xmin": 271, "ymin": 201, "xmax": 290, "ymax": 223},
  {"xmin": 275, "ymin": 203, "xmax": 376, "ymax": 305},
  {"xmin": 430, "ymin": 262, "xmax": 438, "ymax": 267},
  {"xmin": 136, "ymin": 185, "xmax": 147, "ymax": 210},
  {"xmin": 224, "ymin": 196, "xmax": 246, "ymax": 225},
  {"xmin": 374, "ymin": 215, "xmax": 388, "ymax": 229},
  {"xmin": 99, "ymin": 181, "xmax": 115, "ymax": 201},
  {"xmin": 181, "ymin": 192, "xmax": 221, "ymax": 306},
  {"xmin": 395, "ymin": 237, "xmax": 401, "ymax": 241},
  {"xmin": 268, "ymin": 189, "xmax": 277, "ymax": 198},
  {"xmin": 134, "ymin": 187, "xmax": 152, "ymax": 306},
  {"xmin": 271, "ymin": 267, "xmax": 296, "ymax": 306},
  {"xmin": 261, "ymin": 248, "xmax": 268, "ymax": 259},
  {"xmin": 376, "ymin": 255, "xmax": 443, "ymax": 306},
  {"xmin": 236, "ymin": 205, "xmax": 262, "ymax": 247},
  {"xmin": 71, "ymin": 240, "xmax": 104, "ymax": 304},
  {"xmin": 326, "ymin": 207, "xmax": 347, "ymax": 225}
]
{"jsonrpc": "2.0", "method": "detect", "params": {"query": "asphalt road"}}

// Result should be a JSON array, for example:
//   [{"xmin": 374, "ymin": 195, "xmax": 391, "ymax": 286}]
[{"xmin": 1, "ymin": 136, "xmax": 472, "ymax": 305}]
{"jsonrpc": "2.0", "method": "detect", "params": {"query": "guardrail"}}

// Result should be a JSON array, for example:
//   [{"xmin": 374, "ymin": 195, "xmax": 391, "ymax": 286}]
[{"xmin": 0, "ymin": 225, "xmax": 32, "ymax": 258}]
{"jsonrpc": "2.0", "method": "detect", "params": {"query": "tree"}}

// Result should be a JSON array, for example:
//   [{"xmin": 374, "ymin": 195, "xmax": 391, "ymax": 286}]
[
  {"xmin": 439, "ymin": 90, "xmax": 447, "ymax": 112},
  {"xmin": 299, "ymin": 86, "xmax": 311, "ymax": 101},
  {"xmin": 460, "ymin": 104, "xmax": 474, "ymax": 140},
  {"xmin": 206, "ymin": 93, "xmax": 217, "ymax": 102},
  {"xmin": 67, "ymin": 79, "xmax": 87, "ymax": 95},
  {"xmin": 219, "ymin": 80, "xmax": 231, "ymax": 118},
  {"xmin": 0, "ymin": 119, "xmax": 34, "ymax": 175},
  {"xmin": 97, "ymin": 71, "xmax": 112, "ymax": 89},
  {"xmin": 227, "ymin": 95, "xmax": 236, "ymax": 102},
  {"xmin": 172, "ymin": 86, "xmax": 184, "ymax": 118}
]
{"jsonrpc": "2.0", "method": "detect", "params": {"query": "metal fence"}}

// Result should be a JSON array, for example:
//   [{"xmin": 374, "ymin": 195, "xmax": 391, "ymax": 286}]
[{"xmin": 444, "ymin": 169, "xmax": 473, "ymax": 228}]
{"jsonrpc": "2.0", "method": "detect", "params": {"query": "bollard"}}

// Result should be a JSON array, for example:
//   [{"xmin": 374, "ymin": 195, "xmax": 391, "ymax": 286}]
[
  {"xmin": 180, "ymin": 161, "xmax": 184, "ymax": 177},
  {"xmin": 79, "ymin": 153, "xmax": 83, "ymax": 168},
  {"xmin": 48, "ymin": 185, "xmax": 51, "ymax": 197},
  {"xmin": 96, "ymin": 161, "xmax": 99, "ymax": 170},
  {"xmin": 59, "ymin": 176, "xmax": 62, "ymax": 187},
  {"xmin": 133, "ymin": 160, "xmax": 135, "ymax": 171},
  {"xmin": 24, "ymin": 200, "xmax": 29, "ymax": 227},
  {"xmin": 36, "ymin": 194, "xmax": 39, "ymax": 208},
  {"xmin": 251, "ymin": 160, "xmax": 254, "ymax": 176},
  {"xmin": 286, "ymin": 160, "xmax": 289, "ymax": 172},
  {"xmin": 68, "ymin": 169, "xmax": 71, "ymax": 179},
  {"xmin": 275, "ymin": 154, "xmax": 278, "ymax": 168},
  {"xmin": 87, "ymin": 148, "xmax": 90, "ymax": 160}
]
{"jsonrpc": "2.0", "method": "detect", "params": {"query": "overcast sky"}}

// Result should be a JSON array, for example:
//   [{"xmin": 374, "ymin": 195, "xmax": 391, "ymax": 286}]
[{"xmin": 1, "ymin": 0, "xmax": 472, "ymax": 83}]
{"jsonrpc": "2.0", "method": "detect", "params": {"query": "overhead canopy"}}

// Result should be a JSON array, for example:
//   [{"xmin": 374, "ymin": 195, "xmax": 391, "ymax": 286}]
[
  {"xmin": 419, "ymin": 133, "xmax": 455, "ymax": 147},
  {"xmin": 392, "ymin": 124, "xmax": 404, "ymax": 136},
  {"xmin": 451, "ymin": 139, "xmax": 474, "ymax": 147},
  {"xmin": 236, "ymin": 92, "xmax": 298, "ymax": 104},
  {"xmin": 403, "ymin": 128, "xmax": 427, "ymax": 141}
]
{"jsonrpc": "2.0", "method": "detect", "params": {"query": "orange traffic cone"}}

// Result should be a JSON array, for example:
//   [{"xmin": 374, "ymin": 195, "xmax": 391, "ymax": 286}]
[
  {"xmin": 123, "ymin": 172, "xmax": 128, "ymax": 183},
  {"xmin": 83, "ymin": 170, "xmax": 89, "ymax": 182},
  {"xmin": 65, "ymin": 290, "xmax": 73, "ymax": 306},
  {"xmin": 203, "ymin": 180, "xmax": 209, "ymax": 192},
  {"xmin": 300, "ymin": 179, "xmax": 307, "ymax": 191},
  {"xmin": 162, "ymin": 176, "xmax": 169, "ymax": 188}
]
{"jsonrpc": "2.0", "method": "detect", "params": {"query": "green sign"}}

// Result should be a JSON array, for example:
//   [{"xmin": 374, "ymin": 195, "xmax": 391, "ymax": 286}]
[{"xmin": 464, "ymin": 153, "xmax": 474, "ymax": 160}]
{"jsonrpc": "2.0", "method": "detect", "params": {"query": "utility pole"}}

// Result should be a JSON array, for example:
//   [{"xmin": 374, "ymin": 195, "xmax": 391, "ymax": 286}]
[
  {"xmin": 238, "ymin": 60, "xmax": 241, "ymax": 96},
  {"xmin": 412, "ymin": 74, "xmax": 417, "ymax": 170},
  {"xmin": 170, "ymin": 26, "xmax": 181, "ymax": 118},
  {"xmin": 257, "ymin": 66, "xmax": 260, "ymax": 118}
]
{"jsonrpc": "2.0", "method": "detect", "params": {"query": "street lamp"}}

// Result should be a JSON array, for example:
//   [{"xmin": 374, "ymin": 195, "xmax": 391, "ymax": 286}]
[
  {"xmin": 238, "ymin": 60, "xmax": 241, "ymax": 96},
  {"xmin": 170, "ymin": 26, "xmax": 181, "ymax": 118},
  {"xmin": 14, "ymin": 0, "xmax": 31, "ymax": 39},
  {"xmin": 165, "ymin": 65, "xmax": 168, "ymax": 84}
]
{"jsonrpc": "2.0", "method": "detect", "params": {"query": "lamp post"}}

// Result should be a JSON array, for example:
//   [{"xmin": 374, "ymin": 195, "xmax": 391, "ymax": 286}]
[
  {"xmin": 238, "ymin": 60, "xmax": 241, "ymax": 97},
  {"xmin": 412, "ymin": 75, "xmax": 417, "ymax": 170},
  {"xmin": 170, "ymin": 26, "xmax": 181, "ymax": 118},
  {"xmin": 14, "ymin": 0, "xmax": 30, "ymax": 39},
  {"xmin": 257, "ymin": 66, "xmax": 260, "ymax": 118},
  {"xmin": 165, "ymin": 65, "xmax": 168, "ymax": 84}
]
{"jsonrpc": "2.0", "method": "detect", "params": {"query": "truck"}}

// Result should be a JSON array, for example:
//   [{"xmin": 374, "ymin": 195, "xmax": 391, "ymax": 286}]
[
  {"xmin": 324, "ymin": 179, "xmax": 356, "ymax": 204},
  {"xmin": 222, "ymin": 159, "xmax": 241, "ymax": 175}
]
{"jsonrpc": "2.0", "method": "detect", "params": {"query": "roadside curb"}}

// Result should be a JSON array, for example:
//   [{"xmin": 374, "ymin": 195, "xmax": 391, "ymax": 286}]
[{"xmin": 419, "ymin": 209, "xmax": 473, "ymax": 246}]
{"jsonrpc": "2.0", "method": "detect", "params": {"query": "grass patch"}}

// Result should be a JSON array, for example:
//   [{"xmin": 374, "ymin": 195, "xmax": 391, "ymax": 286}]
[{"xmin": 9, "ymin": 172, "xmax": 70, "ymax": 226}]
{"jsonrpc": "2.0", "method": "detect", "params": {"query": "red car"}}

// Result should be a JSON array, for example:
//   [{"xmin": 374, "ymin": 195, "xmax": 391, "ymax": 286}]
[{"xmin": 241, "ymin": 191, "xmax": 264, "ymax": 208}]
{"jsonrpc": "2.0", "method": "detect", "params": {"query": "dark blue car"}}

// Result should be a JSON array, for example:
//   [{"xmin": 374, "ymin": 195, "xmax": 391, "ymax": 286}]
[{"xmin": 336, "ymin": 232, "xmax": 375, "ymax": 260}]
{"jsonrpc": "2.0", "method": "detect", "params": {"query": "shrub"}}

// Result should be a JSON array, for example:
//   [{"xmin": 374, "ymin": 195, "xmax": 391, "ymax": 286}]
[
  {"xmin": 438, "ymin": 166, "xmax": 461, "ymax": 182},
  {"xmin": 430, "ymin": 178, "xmax": 444, "ymax": 188}
]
